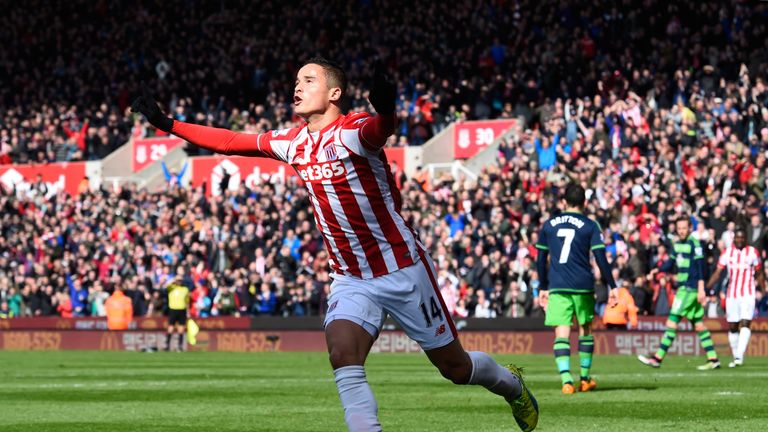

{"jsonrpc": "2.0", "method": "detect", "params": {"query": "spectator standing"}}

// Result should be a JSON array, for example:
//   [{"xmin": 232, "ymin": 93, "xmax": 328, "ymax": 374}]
[
  {"xmin": 603, "ymin": 283, "xmax": 639, "ymax": 330},
  {"xmin": 105, "ymin": 286, "xmax": 134, "ymax": 330}
]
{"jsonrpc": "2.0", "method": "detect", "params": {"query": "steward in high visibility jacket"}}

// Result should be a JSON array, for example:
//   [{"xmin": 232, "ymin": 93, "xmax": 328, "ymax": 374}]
[
  {"xmin": 603, "ymin": 286, "xmax": 639, "ymax": 329},
  {"xmin": 105, "ymin": 287, "xmax": 133, "ymax": 330}
]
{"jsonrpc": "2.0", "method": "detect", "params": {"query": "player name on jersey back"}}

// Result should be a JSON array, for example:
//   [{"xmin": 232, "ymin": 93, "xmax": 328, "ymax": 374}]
[
  {"xmin": 537, "ymin": 212, "xmax": 604, "ymax": 294},
  {"xmin": 548, "ymin": 215, "xmax": 586, "ymax": 229}
]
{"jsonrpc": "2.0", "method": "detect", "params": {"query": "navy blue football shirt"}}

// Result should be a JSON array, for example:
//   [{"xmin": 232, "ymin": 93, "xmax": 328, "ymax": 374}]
[{"xmin": 535, "ymin": 212, "xmax": 606, "ymax": 294}]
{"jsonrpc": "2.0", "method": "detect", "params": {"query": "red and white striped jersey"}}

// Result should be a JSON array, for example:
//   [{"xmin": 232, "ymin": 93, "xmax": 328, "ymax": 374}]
[
  {"xmin": 173, "ymin": 112, "xmax": 422, "ymax": 279},
  {"xmin": 717, "ymin": 245, "xmax": 761, "ymax": 298}
]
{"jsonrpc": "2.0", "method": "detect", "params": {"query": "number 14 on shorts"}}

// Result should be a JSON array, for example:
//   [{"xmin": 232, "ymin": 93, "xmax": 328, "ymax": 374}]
[{"xmin": 420, "ymin": 296, "xmax": 444, "ymax": 327}]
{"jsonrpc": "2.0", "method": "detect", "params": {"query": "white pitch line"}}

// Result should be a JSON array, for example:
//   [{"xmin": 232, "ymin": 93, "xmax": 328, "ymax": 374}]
[
  {"xmin": 515, "ymin": 372, "xmax": 768, "ymax": 379},
  {"xmin": 1, "ymin": 378, "xmax": 334, "ymax": 390}
]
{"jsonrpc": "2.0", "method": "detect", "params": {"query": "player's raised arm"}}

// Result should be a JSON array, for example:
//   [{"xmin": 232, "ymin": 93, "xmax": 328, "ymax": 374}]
[
  {"xmin": 358, "ymin": 63, "xmax": 396, "ymax": 151},
  {"xmin": 131, "ymin": 86, "xmax": 283, "ymax": 159}
]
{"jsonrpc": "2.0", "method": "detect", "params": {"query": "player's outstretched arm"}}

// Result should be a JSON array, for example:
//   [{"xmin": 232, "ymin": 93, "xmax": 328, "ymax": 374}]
[
  {"xmin": 170, "ymin": 121, "xmax": 265, "ymax": 157},
  {"xmin": 131, "ymin": 85, "xmax": 174, "ymax": 133},
  {"xmin": 368, "ymin": 62, "xmax": 396, "ymax": 116},
  {"xmin": 359, "ymin": 62, "xmax": 397, "ymax": 151},
  {"xmin": 131, "ymin": 86, "xmax": 267, "ymax": 157}
]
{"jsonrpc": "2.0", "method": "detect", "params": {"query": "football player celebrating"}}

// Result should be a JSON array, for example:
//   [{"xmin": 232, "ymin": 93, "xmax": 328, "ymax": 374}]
[{"xmin": 132, "ymin": 57, "xmax": 538, "ymax": 431}]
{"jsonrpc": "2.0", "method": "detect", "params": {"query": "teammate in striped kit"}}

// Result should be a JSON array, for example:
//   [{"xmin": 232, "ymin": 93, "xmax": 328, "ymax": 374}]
[
  {"xmin": 132, "ymin": 57, "xmax": 538, "ymax": 431},
  {"xmin": 706, "ymin": 228, "xmax": 765, "ymax": 367}
]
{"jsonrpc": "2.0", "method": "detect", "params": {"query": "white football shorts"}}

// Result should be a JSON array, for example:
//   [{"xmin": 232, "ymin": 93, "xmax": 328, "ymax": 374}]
[
  {"xmin": 323, "ymin": 252, "xmax": 456, "ymax": 351},
  {"xmin": 726, "ymin": 296, "xmax": 756, "ymax": 322}
]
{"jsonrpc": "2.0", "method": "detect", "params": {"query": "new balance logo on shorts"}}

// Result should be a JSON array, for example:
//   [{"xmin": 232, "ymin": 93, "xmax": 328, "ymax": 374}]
[{"xmin": 435, "ymin": 324, "xmax": 446, "ymax": 337}]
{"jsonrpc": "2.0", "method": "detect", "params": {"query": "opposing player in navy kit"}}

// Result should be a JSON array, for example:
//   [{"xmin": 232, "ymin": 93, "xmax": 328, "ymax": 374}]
[{"xmin": 536, "ymin": 184, "xmax": 617, "ymax": 394}]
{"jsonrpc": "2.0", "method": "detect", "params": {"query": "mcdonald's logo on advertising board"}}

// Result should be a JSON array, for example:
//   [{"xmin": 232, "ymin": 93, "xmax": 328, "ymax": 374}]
[
  {"xmin": 55, "ymin": 320, "xmax": 74, "ymax": 329},
  {"xmin": 99, "ymin": 332, "xmax": 121, "ymax": 351},
  {"xmin": 139, "ymin": 318, "xmax": 160, "ymax": 330}
]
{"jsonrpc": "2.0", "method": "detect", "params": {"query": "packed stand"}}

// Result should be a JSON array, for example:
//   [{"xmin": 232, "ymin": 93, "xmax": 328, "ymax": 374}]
[
  {"xmin": 4, "ymin": 1, "xmax": 768, "ymax": 162},
  {"xmin": 0, "ymin": 181, "xmax": 334, "ymax": 318},
  {"xmin": 3, "ymin": 0, "xmax": 768, "ymax": 321}
]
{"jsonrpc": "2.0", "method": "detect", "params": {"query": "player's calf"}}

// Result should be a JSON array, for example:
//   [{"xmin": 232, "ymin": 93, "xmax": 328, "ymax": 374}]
[
  {"xmin": 334, "ymin": 365, "xmax": 381, "ymax": 432},
  {"xmin": 464, "ymin": 351, "xmax": 521, "ymax": 398},
  {"xmin": 431, "ymin": 348, "xmax": 533, "ymax": 430},
  {"xmin": 433, "ymin": 351, "xmax": 473, "ymax": 385}
]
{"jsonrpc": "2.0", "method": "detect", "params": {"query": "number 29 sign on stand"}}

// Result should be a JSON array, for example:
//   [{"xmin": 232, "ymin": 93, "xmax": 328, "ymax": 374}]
[{"xmin": 132, "ymin": 137, "xmax": 185, "ymax": 172}]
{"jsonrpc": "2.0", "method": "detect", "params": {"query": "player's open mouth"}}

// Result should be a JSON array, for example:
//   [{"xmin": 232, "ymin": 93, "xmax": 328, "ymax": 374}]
[{"xmin": 294, "ymin": 96, "xmax": 302, "ymax": 106}]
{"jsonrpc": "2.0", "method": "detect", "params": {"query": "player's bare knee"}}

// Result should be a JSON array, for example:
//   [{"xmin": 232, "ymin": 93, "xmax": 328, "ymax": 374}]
[
  {"xmin": 328, "ymin": 348, "xmax": 364, "ymax": 369},
  {"xmin": 554, "ymin": 325, "xmax": 571, "ymax": 339},
  {"xmin": 665, "ymin": 319, "xmax": 678, "ymax": 330},
  {"xmin": 693, "ymin": 322, "xmax": 706, "ymax": 332},
  {"xmin": 729, "ymin": 322, "xmax": 740, "ymax": 333}
]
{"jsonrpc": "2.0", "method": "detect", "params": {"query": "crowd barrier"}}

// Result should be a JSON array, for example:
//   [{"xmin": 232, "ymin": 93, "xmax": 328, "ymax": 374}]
[
  {"xmin": 2, "ymin": 317, "xmax": 766, "ymax": 356},
  {"xmin": 0, "ymin": 161, "xmax": 101, "ymax": 196}
]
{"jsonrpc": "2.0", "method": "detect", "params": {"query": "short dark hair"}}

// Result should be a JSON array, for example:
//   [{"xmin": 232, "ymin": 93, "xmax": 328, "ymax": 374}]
[
  {"xmin": 303, "ymin": 56, "xmax": 347, "ymax": 99},
  {"xmin": 564, "ymin": 183, "xmax": 585, "ymax": 208},
  {"xmin": 735, "ymin": 226, "xmax": 747, "ymax": 236}
]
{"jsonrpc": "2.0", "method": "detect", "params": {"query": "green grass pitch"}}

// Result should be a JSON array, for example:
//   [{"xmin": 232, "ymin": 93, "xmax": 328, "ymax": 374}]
[{"xmin": 0, "ymin": 351, "xmax": 766, "ymax": 431}]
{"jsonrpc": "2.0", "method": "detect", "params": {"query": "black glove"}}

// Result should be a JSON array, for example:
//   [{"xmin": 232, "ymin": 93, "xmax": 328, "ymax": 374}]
[
  {"xmin": 131, "ymin": 84, "xmax": 174, "ymax": 133},
  {"xmin": 368, "ymin": 62, "xmax": 396, "ymax": 116}
]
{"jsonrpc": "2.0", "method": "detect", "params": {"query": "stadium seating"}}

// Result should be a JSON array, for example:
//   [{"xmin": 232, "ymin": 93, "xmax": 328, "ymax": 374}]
[{"xmin": 1, "ymin": 0, "xmax": 768, "ymax": 320}]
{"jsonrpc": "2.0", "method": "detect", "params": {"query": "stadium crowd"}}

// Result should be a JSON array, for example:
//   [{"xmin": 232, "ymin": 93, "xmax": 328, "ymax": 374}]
[
  {"xmin": 3, "ymin": 0, "xmax": 768, "ymax": 159},
  {"xmin": 2, "ymin": 0, "xmax": 768, "ymax": 321}
]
